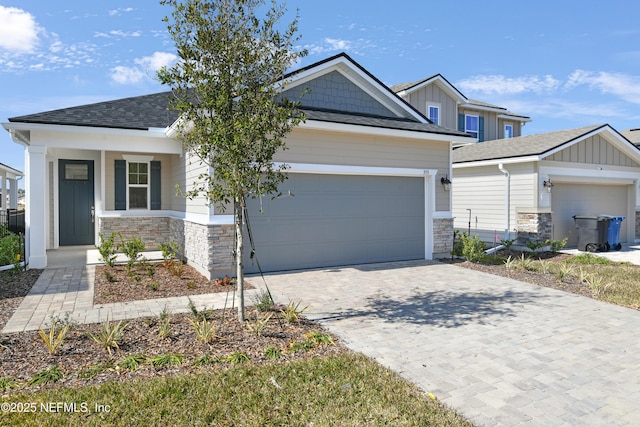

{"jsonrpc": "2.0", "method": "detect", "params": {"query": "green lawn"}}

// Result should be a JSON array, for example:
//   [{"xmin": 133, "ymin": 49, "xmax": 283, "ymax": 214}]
[{"xmin": 0, "ymin": 353, "xmax": 472, "ymax": 426}]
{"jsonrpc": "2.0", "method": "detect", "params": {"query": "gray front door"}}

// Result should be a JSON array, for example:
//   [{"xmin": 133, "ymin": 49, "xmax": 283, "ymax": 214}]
[{"xmin": 59, "ymin": 160, "xmax": 95, "ymax": 246}]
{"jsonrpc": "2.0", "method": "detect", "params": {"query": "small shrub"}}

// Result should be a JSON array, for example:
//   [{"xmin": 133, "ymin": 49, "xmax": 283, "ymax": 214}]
[
  {"xmin": 225, "ymin": 351, "xmax": 250, "ymax": 364},
  {"xmin": 118, "ymin": 236, "xmax": 146, "ymax": 271},
  {"xmin": 537, "ymin": 260, "xmax": 552, "ymax": 274},
  {"xmin": 504, "ymin": 255, "xmax": 517, "ymax": 270},
  {"xmin": 118, "ymin": 354, "xmax": 148, "ymax": 371},
  {"xmin": 526, "ymin": 239, "xmax": 549, "ymax": 257},
  {"xmin": 245, "ymin": 313, "xmax": 272, "ymax": 337},
  {"xmin": 253, "ymin": 289, "xmax": 274, "ymax": 312},
  {"xmin": 264, "ymin": 346, "xmax": 283, "ymax": 360},
  {"xmin": 97, "ymin": 232, "xmax": 119, "ymax": 268},
  {"xmin": 0, "ymin": 233, "xmax": 21, "ymax": 268},
  {"xmin": 28, "ymin": 366, "xmax": 64, "ymax": 386},
  {"xmin": 550, "ymin": 237, "xmax": 568, "ymax": 253},
  {"xmin": 189, "ymin": 316, "xmax": 218, "ymax": 344},
  {"xmin": 88, "ymin": 316, "xmax": 127, "ymax": 355},
  {"xmin": 37, "ymin": 321, "xmax": 71, "ymax": 355},
  {"xmin": 303, "ymin": 331, "xmax": 334, "ymax": 346},
  {"xmin": 214, "ymin": 276, "xmax": 233, "ymax": 286},
  {"xmin": 0, "ymin": 376, "xmax": 21, "ymax": 391},
  {"xmin": 500, "ymin": 238, "xmax": 516, "ymax": 252},
  {"xmin": 280, "ymin": 300, "xmax": 308, "ymax": 323},
  {"xmin": 103, "ymin": 269, "xmax": 117, "ymax": 282},
  {"xmin": 193, "ymin": 353, "xmax": 218, "ymax": 367},
  {"xmin": 554, "ymin": 262, "xmax": 575, "ymax": 281},
  {"xmin": 150, "ymin": 353, "xmax": 184, "ymax": 368},
  {"xmin": 187, "ymin": 281, "xmax": 196, "ymax": 289},
  {"xmin": 570, "ymin": 253, "xmax": 612, "ymax": 265},
  {"xmin": 187, "ymin": 298, "xmax": 215, "ymax": 321},
  {"xmin": 157, "ymin": 307, "xmax": 172, "ymax": 339},
  {"xmin": 147, "ymin": 280, "xmax": 160, "ymax": 291},
  {"xmin": 289, "ymin": 339, "xmax": 315, "ymax": 353},
  {"xmin": 78, "ymin": 361, "xmax": 114, "ymax": 379},
  {"xmin": 460, "ymin": 233, "xmax": 485, "ymax": 262},
  {"xmin": 167, "ymin": 260, "xmax": 184, "ymax": 277},
  {"xmin": 586, "ymin": 275, "xmax": 612, "ymax": 298},
  {"xmin": 159, "ymin": 241, "xmax": 179, "ymax": 265}
]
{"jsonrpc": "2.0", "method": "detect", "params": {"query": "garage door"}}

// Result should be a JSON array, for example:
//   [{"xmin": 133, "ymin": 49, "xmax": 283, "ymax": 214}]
[
  {"xmin": 551, "ymin": 183, "xmax": 628, "ymax": 247},
  {"xmin": 244, "ymin": 173, "xmax": 425, "ymax": 273}
]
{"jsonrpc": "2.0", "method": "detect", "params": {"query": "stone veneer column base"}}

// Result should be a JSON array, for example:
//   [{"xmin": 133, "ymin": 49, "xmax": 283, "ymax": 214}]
[
  {"xmin": 433, "ymin": 217, "xmax": 454, "ymax": 256},
  {"xmin": 516, "ymin": 212, "xmax": 552, "ymax": 243}
]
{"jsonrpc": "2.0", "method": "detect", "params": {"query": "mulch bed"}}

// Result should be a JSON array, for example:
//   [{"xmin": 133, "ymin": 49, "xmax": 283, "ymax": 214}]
[{"xmin": 94, "ymin": 262, "xmax": 254, "ymax": 305}]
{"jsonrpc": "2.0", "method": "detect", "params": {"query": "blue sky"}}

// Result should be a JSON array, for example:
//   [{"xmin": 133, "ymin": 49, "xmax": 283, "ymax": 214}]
[{"xmin": 2, "ymin": 1, "xmax": 640, "ymax": 174}]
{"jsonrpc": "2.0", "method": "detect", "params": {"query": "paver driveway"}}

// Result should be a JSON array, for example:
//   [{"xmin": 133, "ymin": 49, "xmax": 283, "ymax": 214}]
[{"xmin": 251, "ymin": 260, "xmax": 640, "ymax": 426}]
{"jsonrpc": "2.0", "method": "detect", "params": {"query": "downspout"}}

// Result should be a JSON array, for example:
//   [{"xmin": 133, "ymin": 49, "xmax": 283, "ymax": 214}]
[{"xmin": 498, "ymin": 163, "xmax": 510, "ymax": 240}]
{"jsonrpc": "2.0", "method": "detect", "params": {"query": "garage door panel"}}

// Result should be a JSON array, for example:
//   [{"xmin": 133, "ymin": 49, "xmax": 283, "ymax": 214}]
[
  {"xmin": 244, "ymin": 173, "xmax": 425, "ymax": 273},
  {"xmin": 552, "ymin": 184, "xmax": 628, "ymax": 248}
]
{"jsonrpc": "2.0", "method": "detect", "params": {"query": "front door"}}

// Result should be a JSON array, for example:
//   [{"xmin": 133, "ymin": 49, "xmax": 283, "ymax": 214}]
[{"xmin": 59, "ymin": 160, "xmax": 95, "ymax": 246}]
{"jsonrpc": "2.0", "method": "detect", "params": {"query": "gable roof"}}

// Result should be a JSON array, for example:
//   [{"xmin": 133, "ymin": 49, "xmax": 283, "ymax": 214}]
[
  {"xmin": 391, "ymin": 74, "xmax": 467, "ymax": 104},
  {"xmin": 0, "ymin": 162, "xmax": 22, "ymax": 177},
  {"xmin": 8, "ymin": 91, "xmax": 179, "ymax": 131},
  {"xmin": 452, "ymin": 124, "xmax": 630, "ymax": 164},
  {"xmin": 7, "ymin": 53, "xmax": 473, "ymax": 141}
]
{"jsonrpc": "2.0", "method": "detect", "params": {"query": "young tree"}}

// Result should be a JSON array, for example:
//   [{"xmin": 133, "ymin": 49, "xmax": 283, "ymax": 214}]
[{"xmin": 158, "ymin": 0, "xmax": 307, "ymax": 321}]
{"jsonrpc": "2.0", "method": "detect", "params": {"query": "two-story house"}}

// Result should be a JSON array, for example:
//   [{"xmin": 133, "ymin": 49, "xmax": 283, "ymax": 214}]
[{"xmin": 392, "ymin": 74, "xmax": 531, "ymax": 143}]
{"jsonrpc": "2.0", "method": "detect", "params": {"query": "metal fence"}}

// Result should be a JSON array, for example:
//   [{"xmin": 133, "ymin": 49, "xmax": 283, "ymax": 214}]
[{"xmin": 0, "ymin": 209, "xmax": 26, "ymax": 268}]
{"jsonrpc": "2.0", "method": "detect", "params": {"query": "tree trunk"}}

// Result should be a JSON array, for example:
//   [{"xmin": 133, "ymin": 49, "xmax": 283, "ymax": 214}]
[{"xmin": 235, "ymin": 196, "xmax": 245, "ymax": 322}]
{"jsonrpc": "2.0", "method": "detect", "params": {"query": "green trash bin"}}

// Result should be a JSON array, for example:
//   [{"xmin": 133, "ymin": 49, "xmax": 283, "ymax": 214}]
[{"xmin": 573, "ymin": 214, "xmax": 609, "ymax": 252}]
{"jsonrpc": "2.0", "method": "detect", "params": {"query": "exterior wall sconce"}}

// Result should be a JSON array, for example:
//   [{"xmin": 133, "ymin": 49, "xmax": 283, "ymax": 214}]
[
  {"xmin": 543, "ymin": 179, "xmax": 554, "ymax": 193},
  {"xmin": 441, "ymin": 176, "xmax": 452, "ymax": 191}
]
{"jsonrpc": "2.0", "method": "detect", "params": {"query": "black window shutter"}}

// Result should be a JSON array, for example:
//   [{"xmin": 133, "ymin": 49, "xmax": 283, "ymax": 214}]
[
  {"xmin": 115, "ymin": 160, "xmax": 126, "ymax": 210},
  {"xmin": 458, "ymin": 113, "xmax": 464, "ymax": 132},
  {"xmin": 479, "ymin": 116, "xmax": 485, "ymax": 142},
  {"xmin": 150, "ymin": 161, "xmax": 161, "ymax": 210}
]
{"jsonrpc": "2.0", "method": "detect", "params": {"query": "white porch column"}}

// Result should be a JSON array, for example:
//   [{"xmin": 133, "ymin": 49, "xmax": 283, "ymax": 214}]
[
  {"xmin": 0, "ymin": 170, "xmax": 5, "ymax": 209},
  {"xmin": 26, "ymin": 146, "xmax": 47, "ymax": 268},
  {"xmin": 8, "ymin": 178, "xmax": 18, "ymax": 209}
]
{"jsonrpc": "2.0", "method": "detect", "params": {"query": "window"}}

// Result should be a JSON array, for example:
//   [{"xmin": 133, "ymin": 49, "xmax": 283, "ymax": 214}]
[
  {"xmin": 64, "ymin": 163, "xmax": 89, "ymax": 180},
  {"xmin": 465, "ymin": 114, "xmax": 479, "ymax": 138},
  {"xmin": 504, "ymin": 123, "xmax": 513, "ymax": 139},
  {"xmin": 427, "ymin": 105, "xmax": 440, "ymax": 125},
  {"xmin": 128, "ymin": 162, "xmax": 148, "ymax": 209}
]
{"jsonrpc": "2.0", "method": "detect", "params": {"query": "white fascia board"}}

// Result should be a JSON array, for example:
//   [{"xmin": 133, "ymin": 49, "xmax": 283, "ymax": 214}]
[
  {"xmin": 496, "ymin": 113, "xmax": 532, "ymax": 123},
  {"xmin": 300, "ymin": 119, "xmax": 474, "ymax": 144},
  {"xmin": 453, "ymin": 156, "xmax": 540, "ymax": 169},
  {"xmin": 3, "ymin": 121, "xmax": 169, "ymax": 139},
  {"xmin": 274, "ymin": 162, "xmax": 436, "ymax": 177}
]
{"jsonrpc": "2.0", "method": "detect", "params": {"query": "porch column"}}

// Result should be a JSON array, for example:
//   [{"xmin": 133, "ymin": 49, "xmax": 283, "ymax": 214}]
[
  {"xmin": 0, "ymin": 170, "xmax": 5, "ymax": 208},
  {"xmin": 8, "ymin": 178, "xmax": 18, "ymax": 209},
  {"xmin": 26, "ymin": 146, "xmax": 47, "ymax": 268}
]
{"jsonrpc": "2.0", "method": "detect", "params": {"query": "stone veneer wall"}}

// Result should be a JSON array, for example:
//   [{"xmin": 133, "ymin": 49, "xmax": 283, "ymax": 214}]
[
  {"xmin": 99, "ymin": 216, "xmax": 235, "ymax": 280},
  {"xmin": 168, "ymin": 218, "xmax": 234, "ymax": 280},
  {"xmin": 433, "ymin": 217, "xmax": 454, "ymax": 255},
  {"xmin": 99, "ymin": 217, "xmax": 170, "ymax": 249},
  {"xmin": 516, "ymin": 212, "xmax": 552, "ymax": 242}
]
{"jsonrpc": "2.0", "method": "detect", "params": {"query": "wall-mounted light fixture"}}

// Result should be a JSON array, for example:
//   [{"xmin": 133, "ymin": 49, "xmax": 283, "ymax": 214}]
[
  {"xmin": 441, "ymin": 176, "xmax": 452, "ymax": 191},
  {"xmin": 543, "ymin": 179, "xmax": 554, "ymax": 193}
]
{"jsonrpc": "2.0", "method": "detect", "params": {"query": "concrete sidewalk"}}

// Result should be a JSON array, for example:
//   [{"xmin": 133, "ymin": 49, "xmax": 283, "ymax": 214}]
[{"xmin": 256, "ymin": 260, "xmax": 640, "ymax": 426}]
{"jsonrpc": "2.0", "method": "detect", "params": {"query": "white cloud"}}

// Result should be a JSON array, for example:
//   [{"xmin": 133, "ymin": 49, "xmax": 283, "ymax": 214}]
[
  {"xmin": 108, "ymin": 8, "xmax": 134, "ymax": 16},
  {"xmin": 0, "ymin": 6, "xmax": 41, "ymax": 53},
  {"xmin": 457, "ymin": 74, "xmax": 561, "ymax": 95},
  {"xmin": 564, "ymin": 70, "xmax": 640, "ymax": 104},
  {"xmin": 303, "ymin": 37, "xmax": 376, "ymax": 56},
  {"xmin": 110, "ymin": 52, "xmax": 177, "ymax": 85},
  {"xmin": 95, "ymin": 30, "xmax": 141, "ymax": 39},
  {"xmin": 110, "ymin": 65, "xmax": 145, "ymax": 84}
]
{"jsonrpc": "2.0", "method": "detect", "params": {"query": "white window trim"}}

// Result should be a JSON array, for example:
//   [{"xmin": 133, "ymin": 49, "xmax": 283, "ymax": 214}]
[
  {"xmin": 465, "ymin": 114, "xmax": 479, "ymax": 138},
  {"xmin": 427, "ymin": 103, "xmax": 441, "ymax": 125},
  {"xmin": 123, "ymin": 155, "xmax": 154, "ymax": 210}
]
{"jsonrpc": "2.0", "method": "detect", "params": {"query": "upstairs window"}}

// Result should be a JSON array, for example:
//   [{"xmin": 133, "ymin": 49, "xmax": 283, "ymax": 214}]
[
  {"xmin": 504, "ymin": 124, "xmax": 513, "ymax": 139},
  {"xmin": 465, "ymin": 114, "xmax": 479, "ymax": 139},
  {"xmin": 427, "ymin": 105, "xmax": 440, "ymax": 125}
]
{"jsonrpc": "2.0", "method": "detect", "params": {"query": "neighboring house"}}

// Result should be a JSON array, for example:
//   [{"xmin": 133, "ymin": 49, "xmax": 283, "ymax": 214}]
[
  {"xmin": 621, "ymin": 128, "xmax": 640, "ymax": 145},
  {"xmin": 2, "ymin": 53, "xmax": 473, "ymax": 278},
  {"xmin": 451, "ymin": 124, "xmax": 640, "ymax": 248},
  {"xmin": 392, "ymin": 74, "xmax": 531, "ymax": 142},
  {"xmin": 0, "ymin": 162, "xmax": 22, "ymax": 210}
]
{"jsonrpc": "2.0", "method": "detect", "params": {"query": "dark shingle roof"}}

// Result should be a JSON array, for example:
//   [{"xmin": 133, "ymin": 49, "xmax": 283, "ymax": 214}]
[
  {"xmin": 302, "ymin": 108, "xmax": 470, "ymax": 137},
  {"xmin": 9, "ymin": 91, "xmax": 179, "ymax": 130},
  {"xmin": 453, "ymin": 125, "xmax": 604, "ymax": 164}
]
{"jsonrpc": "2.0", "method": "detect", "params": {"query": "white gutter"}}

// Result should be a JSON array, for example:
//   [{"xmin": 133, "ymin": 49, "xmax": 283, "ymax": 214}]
[{"xmin": 498, "ymin": 163, "xmax": 511, "ymax": 240}]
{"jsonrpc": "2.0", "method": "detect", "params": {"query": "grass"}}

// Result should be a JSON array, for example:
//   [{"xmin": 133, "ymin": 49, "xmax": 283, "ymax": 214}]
[{"xmin": 0, "ymin": 354, "xmax": 471, "ymax": 426}]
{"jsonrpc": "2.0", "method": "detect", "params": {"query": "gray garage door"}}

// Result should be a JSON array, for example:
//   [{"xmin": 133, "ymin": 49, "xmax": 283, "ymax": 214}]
[
  {"xmin": 244, "ymin": 173, "xmax": 425, "ymax": 273},
  {"xmin": 552, "ymin": 183, "xmax": 628, "ymax": 247}
]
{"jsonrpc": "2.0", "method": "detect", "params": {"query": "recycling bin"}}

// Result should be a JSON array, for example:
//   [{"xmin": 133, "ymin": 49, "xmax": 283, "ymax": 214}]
[
  {"xmin": 573, "ymin": 214, "xmax": 609, "ymax": 252},
  {"xmin": 604, "ymin": 215, "xmax": 625, "ymax": 251}
]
